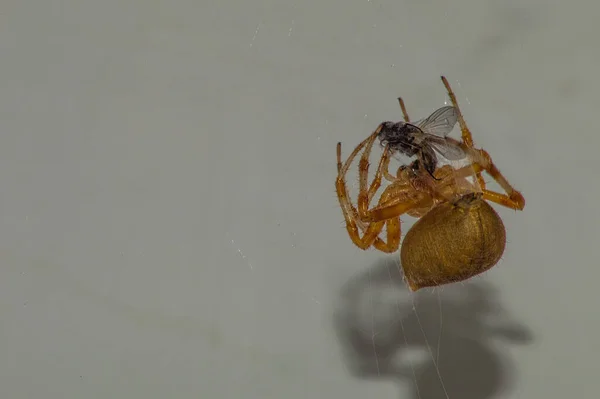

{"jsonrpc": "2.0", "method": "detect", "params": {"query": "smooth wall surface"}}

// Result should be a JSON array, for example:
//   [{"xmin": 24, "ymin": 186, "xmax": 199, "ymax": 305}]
[{"xmin": 1, "ymin": 1, "xmax": 598, "ymax": 398}]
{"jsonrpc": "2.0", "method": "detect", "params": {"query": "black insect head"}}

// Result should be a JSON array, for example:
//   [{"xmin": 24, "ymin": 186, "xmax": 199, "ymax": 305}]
[{"xmin": 378, "ymin": 122, "xmax": 439, "ymax": 180}]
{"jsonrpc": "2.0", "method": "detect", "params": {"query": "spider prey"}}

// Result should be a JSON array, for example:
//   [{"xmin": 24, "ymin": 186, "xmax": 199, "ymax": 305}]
[{"xmin": 377, "ymin": 104, "xmax": 464, "ymax": 179}]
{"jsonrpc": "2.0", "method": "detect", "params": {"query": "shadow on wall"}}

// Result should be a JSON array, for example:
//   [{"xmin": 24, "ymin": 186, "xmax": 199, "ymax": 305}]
[{"xmin": 333, "ymin": 257, "xmax": 533, "ymax": 399}]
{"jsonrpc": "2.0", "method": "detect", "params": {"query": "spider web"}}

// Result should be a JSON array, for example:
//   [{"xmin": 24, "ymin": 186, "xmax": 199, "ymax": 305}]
[
  {"xmin": 342, "ymin": 142, "xmax": 451, "ymax": 399},
  {"xmin": 224, "ymin": 17, "xmax": 452, "ymax": 399},
  {"xmin": 223, "ymin": 125, "xmax": 455, "ymax": 399}
]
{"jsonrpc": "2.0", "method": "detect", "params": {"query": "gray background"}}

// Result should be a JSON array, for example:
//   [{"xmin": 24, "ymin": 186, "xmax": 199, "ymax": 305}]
[{"xmin": 1, "ymin": 0, "xmax": 598, "ymax": 398}]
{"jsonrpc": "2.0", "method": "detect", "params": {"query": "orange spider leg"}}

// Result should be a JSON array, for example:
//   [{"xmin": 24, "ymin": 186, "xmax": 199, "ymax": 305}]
[
  {"xmin": 422, "ymin": 164, "xmax": 480, "ymax": 203},
  {"xmin": 441, "ymin": 75, "xmax": 525, "ymax": 211},
  {"xmin": 369, "ymin": 183, "xmax": 422, "ymax": 252},
  {"xmin": 336, "ymin": 137, "xmax": 399, "ymax": 252},
  {"xmin": 354, "ymin": 170, "xmax": 433, "ymax": 223},
  {"xmin": 334, "ymin": 173, "xmax": 401, "ymax": 253},
  {"xmin": 466, "ymin": 149, "xmax": 526, "ymax": 210},
  {"xmin": 337, "ymin": 129, "xmax": 380, "ymax": 177},
  {"xmin": 441, "ymin": 75, "xmax": 487, "ymax": 192},
  {"xmin": 356, "ymin": 181, "xmax": 428, "ymax": 251},
  {"xmin": 382, "ymin": 156, "xmax": 397, "ymax": 183},
  {"xmin": 336, "ymin": 139, "xmax": 427, "ymax": 252},
  {"xmin": 359, "ymin": 143, "xmax": 405, "ymax": 253},
  {"xmin": 335, "ymin": 128, "xmax": 385, "ymax": 222},
  {"xmin": 357, "ymin": 130, "xmax": 386, "ymax": 217},
  {"xmin": 364, "ymin": 148, "xmax": 410, "ymax": 252},
  {"xmin": 441, "ymin": 76, "xmax": 474, "ymax": 148},
  {"xmin": 335, "ymin": 135, "xmax": 378, "ymax": 232},
  {"xmin": 334, "ymin": 171, "xmax": 387, "ymax": 251},
  {"xmin": 367, "ymin": 146, "xmax": 392, "ymax": 202},
  {"xmin": 375, "ymin": 218, "xmax": 400, "ymax": 253}
]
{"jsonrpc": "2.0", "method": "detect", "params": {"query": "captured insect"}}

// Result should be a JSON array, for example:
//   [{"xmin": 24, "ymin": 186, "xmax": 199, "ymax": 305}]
[
  {"xmin": 377, "ymin": 104, "xmax": 465, "ymax": 178},
  {"xmin": 335, "ymin": 76, "xmax": 525, "ymax": 291}
]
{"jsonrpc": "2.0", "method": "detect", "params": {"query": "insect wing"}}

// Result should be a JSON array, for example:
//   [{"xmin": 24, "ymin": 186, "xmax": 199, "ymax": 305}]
[
  {"xmin": 414, "ymin": 106, "xmax": 458, "ymax": 137},
  {"xmin": 426, "ymin": 136, "xmax": 466, "ymax": 161}
]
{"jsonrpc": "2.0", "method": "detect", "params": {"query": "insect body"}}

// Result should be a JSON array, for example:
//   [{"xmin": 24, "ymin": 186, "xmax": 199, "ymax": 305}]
[{"xmin": 378, "ymin": 105, "xmax": 466, "ymax": 177}]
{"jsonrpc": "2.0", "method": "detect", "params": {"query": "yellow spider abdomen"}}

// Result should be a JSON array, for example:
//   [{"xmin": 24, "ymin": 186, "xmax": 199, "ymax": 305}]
[{"xmin": 400, "ymin": 193, "xmax": 506, "ymax": 291}]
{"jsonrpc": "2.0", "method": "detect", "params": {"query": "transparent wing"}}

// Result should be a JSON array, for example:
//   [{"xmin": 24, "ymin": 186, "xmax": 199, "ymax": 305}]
[
  {"xmin": 414, "ymin": 106, "xmax": 458, "ymax": 137},
  {"xmin": 426, "ymin": 136, "xmax": 466, "ymax": 160}
]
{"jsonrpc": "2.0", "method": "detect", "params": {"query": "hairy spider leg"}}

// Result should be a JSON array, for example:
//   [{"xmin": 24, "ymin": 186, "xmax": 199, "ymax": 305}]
[
  {"xmin": 465, "ymin": 149, "xmax": 526, "ymax": 210},
  {"xmin": 441, "ymin": 76, "xmax": 525, "ymax": 211},
  {"xmin": 336, "ymin": 135, "xmax": 429, "ymax": 252},
  {"xmin": 336, "ymin": 129, "xmax": 395, "ymax": 251}
]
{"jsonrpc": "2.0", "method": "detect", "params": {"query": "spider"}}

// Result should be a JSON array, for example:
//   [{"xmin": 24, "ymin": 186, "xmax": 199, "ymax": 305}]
[{"xmin": 335, "ymin": 76, "xmax": 525, "ymax": 290}]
